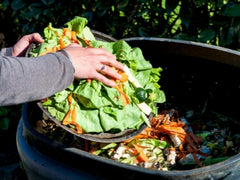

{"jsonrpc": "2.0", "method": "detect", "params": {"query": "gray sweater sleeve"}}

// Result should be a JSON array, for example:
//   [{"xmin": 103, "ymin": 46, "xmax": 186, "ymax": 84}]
[{"xmin": 0, "ymin": 48, "xmax": 74, "ymax": 106}]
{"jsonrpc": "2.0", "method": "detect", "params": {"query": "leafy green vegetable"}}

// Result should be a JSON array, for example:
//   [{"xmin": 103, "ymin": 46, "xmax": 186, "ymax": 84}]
[
  {"xmin": 65, "ymin": 16, "xmax": 88, "ymax": 36},
  {"xmin": 38, "ymin": 16, "xmax": 166, "ymax": 134}
]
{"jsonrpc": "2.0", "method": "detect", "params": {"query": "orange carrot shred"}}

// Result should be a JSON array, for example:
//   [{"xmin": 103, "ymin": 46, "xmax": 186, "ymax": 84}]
[
  {"xmin": 87, "ymin": 78, "xmax": 92, "ymax": 83},
  {"xmin": 59, "ymin": 38, "xmax": 65, "ymax": 49},
  {"xmin": 63, "ymin": 28, "xmax": 72, "ymax": 39},
  {"xmin": 117, "ymin": 70, "xmax": 128, "ymax": 82},
  {"xmin": 82, "ymin": 38, "xmax": 93, "ymax": 48},
  {"xmin": 114, "ymin": 84, "xmax": 130, "ymax": 106},
  {"xmin": 62, "ymin": 110, "xmax": 71, "ymax": 125},
  {"xmin": 132, "ymin": 144, "xmax": 148, "ymax": 162},
  {"xmin": 62, "ymin": 93, "xmax": 73, "ymax": 125},
  {"xmin": 71, "ymin": 106, "xmax": 84, "ymax": 134},
  {"xmin": 71, "ymin": 31, "xmax": 78, "ymax": 43}
]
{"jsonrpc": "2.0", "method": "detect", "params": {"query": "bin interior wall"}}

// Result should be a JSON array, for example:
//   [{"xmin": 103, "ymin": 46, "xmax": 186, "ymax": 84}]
[{"xmin": 125, "ymin": 39, "xmax": 240, "ymax": 119}]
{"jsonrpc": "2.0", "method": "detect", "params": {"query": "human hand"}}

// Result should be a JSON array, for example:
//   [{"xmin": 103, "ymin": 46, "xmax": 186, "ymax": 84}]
[
  {"xmin": 12, "ymin": 33, "xmax": 43, "ymax": 57},
  {"xmin": 63, "ymin": 43, "xmax": 124, "ymax": 87}
]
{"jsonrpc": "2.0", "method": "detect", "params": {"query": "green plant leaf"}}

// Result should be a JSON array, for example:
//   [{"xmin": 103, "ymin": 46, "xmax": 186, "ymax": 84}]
[
  {"xmin": 223, "ymin": 4, "xmax": 240, "ymax": 17},
  {"xmin": 165, "ymin": 0, "xmax": 180, "ymax": 14},
  {"xmin": 0, "ymin": 107, "xmax": 9, "ymax": 116},
  {"xmin": 0, "ymin": 118, "xmax": 9, "ymax": 131},
  {"xmin": 11, "ymin": 0, "xmax": 26, "ymax": 10},
  {"xmin": 197, "ymin": 29, "xmax": 215, "ymax": 42}
]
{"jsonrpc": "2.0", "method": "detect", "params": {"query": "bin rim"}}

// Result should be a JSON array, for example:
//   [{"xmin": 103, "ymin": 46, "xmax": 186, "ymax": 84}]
[{"xmin": 122, "ymin": 37, "xmax": 240, "ymax": 67}]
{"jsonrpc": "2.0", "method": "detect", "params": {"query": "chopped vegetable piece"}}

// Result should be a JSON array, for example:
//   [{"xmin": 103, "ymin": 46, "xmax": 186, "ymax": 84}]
[{"xmin": 135, "ymin": 87, "xmax": 147, "ymax": 103}]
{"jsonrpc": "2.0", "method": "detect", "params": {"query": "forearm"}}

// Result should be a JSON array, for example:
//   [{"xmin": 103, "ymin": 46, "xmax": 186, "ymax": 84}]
[{"xmin": 0, "ymin": 52, "xmax": 74, "ymax": 106}]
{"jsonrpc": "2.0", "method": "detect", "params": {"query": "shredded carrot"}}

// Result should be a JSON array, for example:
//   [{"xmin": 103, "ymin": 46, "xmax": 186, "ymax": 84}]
[
  {"xmin": 71, "ymin": 106, "xmax": 84, "ymax": 134},
  {"xmin": 62, "ymin": 28, "xmax": 78, "ymax": 43},
  {"xmin": 62, "ymin": 110, "xmax": 71, "ymax": 125},
  {"xmin": 118, "ymin": 71, "xmax": 128, "ymax": 82},
  {"xmin": 132, "ymin": 144, "xmax": 148, "ymax": 162},
  {"xmin": 63, "ymin": 28, "xmax": 72, "ymax": 39},
  {"xmin": 114, "ymin": 83, "xmax": 130, "ymax": 106},
  {"xmin": 48, "ymin": 25, "xmax": 62, "ymax": 37},
  {"xmin": 179, "ymin": 144, "xmax": 184, "ymax": 151},
  {"xmin": 62, "ymin": 93, "xmax": 73, "ymax": 125},
  {"xmin": 71, "ymin": 31, "xmax": 78, "ymax": 43},
  {"xmin": 71, "ymin": 106, "xmax": 77, "ymax": 123},
  {"xmin": 112, "ymin": 69, "xmax": 130, "ymax": 106},
  {"xmin": 68, "ymin": 92, "xmax": 73, "ymax": 104},
  {"xmin": 87, "ymin": 78, "xmax": 92, "ymax": 83},
  {"xmin": 125, "ymin": 145, "xmax": 147, "ymax": 163},
  {"xmin": 151, "ymin": 110, "xmax": 210, "ymax": 166},
  {"xmin": 61, "ymin": 93, "xmax": 84, "ymax": 134},
  {"xmin": 123, "ymin": 109, "xmax": 209, "ymax": 167},
  {"xmin": 59, "ymin": 38, "xmax": 65, "ymax": 49},
  {"xmin": 82, "ymin": 38, "xmax": 93, "ymax": 48},
  {"xmin": 39, "ymin": 26, "xmax": 79, "ymax": 56},
  {"xmin": 124, "ymin": 126, "xmax": 154, "ymax": 143}
]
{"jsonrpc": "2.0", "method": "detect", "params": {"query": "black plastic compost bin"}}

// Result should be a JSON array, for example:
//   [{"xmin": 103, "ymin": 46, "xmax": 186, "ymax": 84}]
[{"xmin": 17, "ymin": 35, "xmax": 240, "ymax": 180}]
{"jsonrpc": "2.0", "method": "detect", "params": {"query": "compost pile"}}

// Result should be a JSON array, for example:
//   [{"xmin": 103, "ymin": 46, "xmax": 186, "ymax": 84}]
[{"xmin": 36, "ymin": 107, "xmax": 240, "ymax": 171}]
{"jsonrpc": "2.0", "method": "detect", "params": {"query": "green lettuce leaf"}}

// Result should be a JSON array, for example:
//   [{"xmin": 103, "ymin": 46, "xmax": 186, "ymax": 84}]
[
  {"xmin": 65, "ymin": 16, "xmax": 88, "ymax": 35},
  {"xmin": 38, "ymin": 16, "xmax": 166, "ymax": 134}
]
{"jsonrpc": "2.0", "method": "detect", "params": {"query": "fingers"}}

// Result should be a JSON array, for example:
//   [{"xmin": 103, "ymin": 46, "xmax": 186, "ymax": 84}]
[
  {"xmin": 84, "ymin": 48, "xmax": 118, "ymax": 63},
  {"xmin": 94, "ymin": 73, "xmax": 116, "ymax": 87},
  {"xmin": 23, "ymin": 33, "xmax": 44, "ymax": 44},
  {"xmin": 102, "ymin": 58, "xmax": 124, "ymax": 71},
  {"xmin": 97, "ymin": 64, "xmax": 122, "ymax": 80},
  {"xmin": 12, "ymin": 33, "xmax": 44, "ymax": 57},
  {"xmin": 65, "ymin": 44, "xmax": 124, "ymax": 87},
  {"xmin": 83, "ymin": 47, "xmax": 115, "ymax": 57},
  {"xmin": 27, "ymin": 33, "xmax": 44, "ymax": 43},
  {"xmin": 89, "ymin": 48, "xmax": 124, "ymax": 71}
]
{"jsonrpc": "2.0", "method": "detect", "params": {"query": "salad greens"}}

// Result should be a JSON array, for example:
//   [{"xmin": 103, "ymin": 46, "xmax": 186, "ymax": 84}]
[{"xmin": 34, "ymin": 16, "xmax": 166, "ymax": 134}]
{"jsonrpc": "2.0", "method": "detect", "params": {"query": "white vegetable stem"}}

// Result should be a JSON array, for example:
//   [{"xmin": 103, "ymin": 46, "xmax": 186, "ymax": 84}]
[{"xmin": 123, "ymin": 65, "xmax": 152, "ymax": 116}]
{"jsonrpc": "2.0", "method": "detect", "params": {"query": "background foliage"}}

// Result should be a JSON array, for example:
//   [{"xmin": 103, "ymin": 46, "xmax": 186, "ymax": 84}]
[
  {"xmin": 1, "ymin": 0, "xmax": 240, "ymax": 49},
  {"xmin": 1, "ymin": 2, "xmax": 240, "ymax": 178},
  {"xmin": 1, "ymin": 0, "xmax": 240, "ymax": 130}
]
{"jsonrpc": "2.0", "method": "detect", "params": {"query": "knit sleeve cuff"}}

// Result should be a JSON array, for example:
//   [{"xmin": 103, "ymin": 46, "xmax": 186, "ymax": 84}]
[
  {"xmin": 0, "ymin": 47, "xmax": 13, "ymax": 56},
  {"xmin": 58, "ymin": 49, "xmax": 75, "ymax": 72}
]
